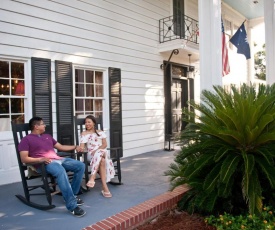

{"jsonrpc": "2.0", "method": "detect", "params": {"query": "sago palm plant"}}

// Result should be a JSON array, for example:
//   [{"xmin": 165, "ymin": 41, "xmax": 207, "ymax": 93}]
[{"xmin": 165, "ymin": 83, "xmax": 275, "ymax": 215}]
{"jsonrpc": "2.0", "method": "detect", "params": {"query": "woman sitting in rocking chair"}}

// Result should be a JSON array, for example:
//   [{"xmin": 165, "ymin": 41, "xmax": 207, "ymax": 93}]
[{"xmin": 79, "ymin": 115, "xmax": 115, "ymax": 198}]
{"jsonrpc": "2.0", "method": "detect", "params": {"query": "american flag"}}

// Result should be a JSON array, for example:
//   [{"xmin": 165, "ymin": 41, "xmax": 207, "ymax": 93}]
[{"xmin": 222, "ymin": 19, "xmax": 230, "ymax": 76}]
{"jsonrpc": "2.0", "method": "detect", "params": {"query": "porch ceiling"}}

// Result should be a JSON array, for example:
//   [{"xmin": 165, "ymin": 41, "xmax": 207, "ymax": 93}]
[{"xmin": 223, "ymin": 0, "xmax": 264, "ymax": 19}]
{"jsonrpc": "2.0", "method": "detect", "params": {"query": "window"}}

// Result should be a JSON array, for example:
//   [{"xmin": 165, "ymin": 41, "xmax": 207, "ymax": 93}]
[
  {"xmin": 0, "ymin": 60, "xmax": 25, "ymax": 131},
  {"xmin": 173, "ymin": 0, "xmax": 185, "ymax": 37},
  {"xmin": 75, "ymin": 68, "xmax": 104, "ymax": 118}
]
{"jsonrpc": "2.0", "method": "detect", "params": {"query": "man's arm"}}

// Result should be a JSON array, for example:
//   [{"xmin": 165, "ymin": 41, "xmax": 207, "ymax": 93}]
[
  {"xmin": 20, "ymin": 151, "xmax": 52, "ymax": 164},
  {"xmin": 54, "ymin": 142, "xmax": 82, "ymax": 152}
]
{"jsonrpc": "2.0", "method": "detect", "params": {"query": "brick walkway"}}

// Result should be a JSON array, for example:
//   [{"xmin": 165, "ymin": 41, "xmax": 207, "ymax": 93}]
[{"xmin": 83, "ymin": 186, "xmax": 188, "ymax": 230}]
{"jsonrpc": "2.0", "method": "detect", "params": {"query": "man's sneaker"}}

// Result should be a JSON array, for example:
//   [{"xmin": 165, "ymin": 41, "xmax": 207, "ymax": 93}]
[
  {"xmin": 76, "ymin": 197, "xmax": 84, "ymax": 206},
  {"xmin": 70, "ymin": 207, "xmax": 86, "ymax": 217}
]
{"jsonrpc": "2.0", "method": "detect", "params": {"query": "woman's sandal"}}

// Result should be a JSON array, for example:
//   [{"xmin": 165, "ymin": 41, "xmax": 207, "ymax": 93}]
[
  {"xmin": 86, "ymin": 181, "xmax": 95, "ymax": 188},
  {"xmin": 101, "ymin": 190, "xmax": 112, "ymax": 198}
]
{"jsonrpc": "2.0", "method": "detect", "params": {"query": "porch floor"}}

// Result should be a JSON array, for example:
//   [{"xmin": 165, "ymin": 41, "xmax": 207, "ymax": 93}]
[{"xmin": 0, "ymin": 149, "xmax": 187, "ymax": 230}]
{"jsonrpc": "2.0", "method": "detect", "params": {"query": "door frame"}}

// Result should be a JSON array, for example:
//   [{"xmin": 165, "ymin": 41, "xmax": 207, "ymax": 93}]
[{"xmin": 163, "ymin": 61, "xmax": 194, "ymax": 140}]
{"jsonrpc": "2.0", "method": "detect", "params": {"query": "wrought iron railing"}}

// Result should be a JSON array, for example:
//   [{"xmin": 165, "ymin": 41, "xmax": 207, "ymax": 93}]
[{"xmin": 159, "ymin": 14, "xmax": 199, "ymax": 44}]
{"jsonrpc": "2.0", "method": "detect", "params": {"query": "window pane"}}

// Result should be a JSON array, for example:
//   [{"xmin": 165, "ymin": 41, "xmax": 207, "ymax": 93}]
[
  {"xmin": 11, "ymin": 62, "xmax": 24, "ymax": 79},
  {"xmin": 75, "ymin": 112, "xmax": 85, "ymax": 118},
  {"xmin": 86, "ymin": 70, "xmax": 94, "ymax": 83},
  {"xmin": 11, "ymin": 98, "xmax": 24, "ymax": 113},
  {"xmin": 0, "ymin": 61, "xmax": 9, "ymax": 78},
  {"xmin": 95, "ymin": 85, "xmax": 103, "ymax": 97},
  {"xmin": 94, "ymin": 99, "xmax": 102, "ymax": 111},
  {"xmin": 86, "ymin": 84, "xmax": 94, "ymax": 97},
  {"xmin": 95, "ymin": 72, "xmax": 103, "ymax": 84},
  {"xmin": 12, "ymin": 114, "xmax": 24, "ymax": 124},
  {"xmin": 75, "ymin": 99, "xmax": 84, "ymax": 111},
  {"xmin": 75, "ymin": 83, "xmax": 85, "ymax": 96},
  {"xmin": 85, "ymin": 99, "xmax": 93, "ymax": 111},
  {"xmin": 75, "ymin": 69, "xmax": 84, "ymax": 83},
  {"xmin": 94, "ymin": 111, "xmax": 103, "ymax": 119},
  {"xmin": 172, "ymin": 65, "xmax": 185, "ymax": 77},
  {"xmin": 0, "ymin": 79, "xmax": 10, "ymax": 95},
  {"xmin": 0, "ymin": 98, "xmax": 9, "ymax": 113},
  {"xmin": 13, "ymin": 80, "xmax": 25, "ymax": 96}
]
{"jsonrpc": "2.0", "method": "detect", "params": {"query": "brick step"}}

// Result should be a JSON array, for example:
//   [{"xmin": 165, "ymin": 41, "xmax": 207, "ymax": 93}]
[{"xmin": 83, "ymin": 186, "xmax": 188, "ymax": 230}]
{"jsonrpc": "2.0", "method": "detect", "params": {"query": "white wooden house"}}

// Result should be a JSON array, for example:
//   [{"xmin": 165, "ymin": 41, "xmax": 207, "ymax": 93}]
[{"xmin": 0, "ymin": 0, "xmax": 273, "ymax": 185}]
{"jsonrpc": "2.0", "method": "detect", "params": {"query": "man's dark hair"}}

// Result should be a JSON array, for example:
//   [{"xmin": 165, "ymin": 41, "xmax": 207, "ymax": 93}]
[{"xmin": 29, "ymin": 117, "xmax": 43, "ymax": 130}]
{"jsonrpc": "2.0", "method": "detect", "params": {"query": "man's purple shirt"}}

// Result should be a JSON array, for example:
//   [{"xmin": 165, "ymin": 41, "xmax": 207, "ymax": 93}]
[{"xmin": 18, "ymin": 134, "xmax": 62, "ymax": 160}]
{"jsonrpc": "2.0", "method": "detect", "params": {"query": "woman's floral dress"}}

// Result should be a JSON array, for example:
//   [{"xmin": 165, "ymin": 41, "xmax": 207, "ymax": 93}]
[{"xmin": 80, "ymin": 131, "xmax": 115, "ymax": 183}]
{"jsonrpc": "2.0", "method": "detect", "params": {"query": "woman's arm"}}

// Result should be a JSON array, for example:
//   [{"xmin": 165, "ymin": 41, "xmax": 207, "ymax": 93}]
[{"xmin": 99, "ymin": 138, "xmax": 107, "ymax": 149}]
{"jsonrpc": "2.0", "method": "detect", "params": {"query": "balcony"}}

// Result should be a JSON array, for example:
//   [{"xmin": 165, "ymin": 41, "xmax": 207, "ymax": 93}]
[{"xmin": 158, "ymin": 14, "xmax": 199, "ymax": 55}]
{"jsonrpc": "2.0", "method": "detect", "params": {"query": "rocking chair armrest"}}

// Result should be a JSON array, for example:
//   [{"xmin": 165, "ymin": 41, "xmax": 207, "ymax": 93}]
[
  {"xmin": 107, "ymin": 147, "xmax": 122, "ymax": 160},
  {"xmin": 57, "ymin": 151, "xmax": 75, "ymax": 158},
  {"xmin": 76, "ymin": 151, "xmax": 88, "ymax": 164},
  {"xmin": 23, "ymin": 162, "xmax": 47, "ymax": 178}
]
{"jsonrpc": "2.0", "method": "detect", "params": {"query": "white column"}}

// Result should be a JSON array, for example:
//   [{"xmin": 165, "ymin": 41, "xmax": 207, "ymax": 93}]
[
  {"xmin": 247, "ymin": 22, "xmax": 254, "ymax": 84},
  {"xmin": 198, "ymin": 0, "xmax": 222, "ymax": 92},
  {"xmin": 264, "ymin": 0, "xmax": 275, "ymax": 84}
]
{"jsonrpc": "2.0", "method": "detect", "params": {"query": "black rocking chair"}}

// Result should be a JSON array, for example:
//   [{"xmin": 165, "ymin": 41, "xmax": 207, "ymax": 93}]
[{"xmin": 11, "ymin": 121, "xmax": 58, "ymax": 210}]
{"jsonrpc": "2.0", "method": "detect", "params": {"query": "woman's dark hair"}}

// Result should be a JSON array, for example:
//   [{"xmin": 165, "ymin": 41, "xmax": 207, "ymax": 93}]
[
  {"xmin": 85, "ymin": 115, "xmax": 100, "ymax": 136},
  {"xmin": 29, "ymin": 117, "xmax": 43, "ymax": 130}
]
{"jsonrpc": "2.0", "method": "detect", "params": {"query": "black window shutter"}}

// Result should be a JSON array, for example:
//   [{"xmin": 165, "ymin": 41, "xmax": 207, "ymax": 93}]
[
  {"xmin": 55, "ymin": 61, "xmax": 74, "ymax": 145},
  {"xmin": 108, "ymin": 67, "xmax": 123, "ymax": 157},
  {"xmin": 31, "ymin": 57, "xmax": 53, "ymax": 135}
]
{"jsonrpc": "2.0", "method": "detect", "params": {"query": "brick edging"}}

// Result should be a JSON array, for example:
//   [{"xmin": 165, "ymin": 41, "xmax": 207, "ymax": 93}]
[{"xmin": 83, "ymin": 186, "xmax": 188, "ymax": 230}]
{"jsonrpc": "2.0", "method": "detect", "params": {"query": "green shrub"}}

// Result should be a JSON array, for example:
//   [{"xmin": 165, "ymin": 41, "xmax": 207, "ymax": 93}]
[
  {"xmin": 165, "ymin": 83, "xmax": 275, "ymax": 215},
  {"xmin": 205, "ymin": 206, "xmax": 275, "ymax": 229}
]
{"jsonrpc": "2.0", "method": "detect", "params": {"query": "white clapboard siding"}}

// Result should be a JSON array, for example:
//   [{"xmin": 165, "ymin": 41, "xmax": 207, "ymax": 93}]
[
  {"xmin": 19, "ymin": 0, "xmax": 159, "ymax": 39},
  {"xmin": 122, "ymin": 78, "xmax": 163, "ymax": 88},
  {"xmin": 0, "ymin": 12, "xmax": 158, "ymax": 56},
  {"xmin": 186, "ymin": 0, "xmax": 199, "ymax": 20},
  {"xmin": 88, "ymin": 0, "xmax": 168, "ymax": 20},
  {"xmin": 0, "ymin": 22, "xmax": 161, "ymax": 62},
  {"xmin": 122, "ymin": 116, "xmax": 163, "ymax": 126},
  {"xmin": 0, "ymin": 0, "xmax": 174, "ymax": 185},
  {"xmin": 1, "ymin": 2, "xmax": 157, "ymax": 47},
  {"xmin": 124, "ymin": 129, "xmax": 164, "ymax": 142},
  {"xmin": 122, "ymin": 94, "xmax": 164, "ymax": 103},
  {"xmin": 123, "ymin": 109, "xmax": 164, "ymax": 118},
  {"xmin": 122, "ymin": 87, "xmax": 164, "ymax": 96},
  {"xmin": 122, "ymin": 71, "xmax": 164, "ymax": 81},
  {"xmin": 123, "ymin": 122, "xmax": 164, "ymax": 135},
  {"xmin": 122, "ymin": 0, "xmax": 170, "ymax": 16},
  {"xmin": 123, "ymin": 102, "xmax": 164, "ymax": 111}
]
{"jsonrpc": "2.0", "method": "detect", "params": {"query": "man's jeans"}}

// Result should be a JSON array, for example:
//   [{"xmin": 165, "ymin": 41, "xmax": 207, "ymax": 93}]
[{"xmin": 44, "ymin": 158, "xmax": 85, "ymax": 211}]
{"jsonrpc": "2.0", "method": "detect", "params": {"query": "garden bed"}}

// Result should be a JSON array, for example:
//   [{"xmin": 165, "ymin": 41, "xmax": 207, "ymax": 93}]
[{"xmin": 136, "ymin": 208, "xmax": 216, "ymax": 230}]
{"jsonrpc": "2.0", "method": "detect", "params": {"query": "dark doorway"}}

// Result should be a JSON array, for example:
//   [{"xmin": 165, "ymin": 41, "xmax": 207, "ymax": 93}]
[
  {"xmin": 171, "ymin": 78, "xmax": 188, "ymax": 135},
  {"xmin": 164, "ymin": 62, "xmax": 194, "ymax": 139}
]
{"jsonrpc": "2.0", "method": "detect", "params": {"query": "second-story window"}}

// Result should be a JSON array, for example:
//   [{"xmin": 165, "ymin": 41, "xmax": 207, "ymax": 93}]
[
  {"xmin": 0, "ymin": 60, "xmax": 25, "ymax": 131},
  {"xmin": 173, "ymin": 0, "xmax": 185, "ymax": 37},
  {"xmin": 75, "ymin": 68, "xmax": 104, "ymax": 118}
]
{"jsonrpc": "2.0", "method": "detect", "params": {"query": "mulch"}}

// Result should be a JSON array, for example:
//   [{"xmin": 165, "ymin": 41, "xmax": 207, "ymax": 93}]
[{"xmin": 135, "ymin": 208, "xmax": 216, "ymax": 230}]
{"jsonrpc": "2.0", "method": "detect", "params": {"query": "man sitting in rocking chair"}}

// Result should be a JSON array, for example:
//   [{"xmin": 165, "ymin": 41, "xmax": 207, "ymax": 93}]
[{"xmin": 18, "ymin": 117, "xmax": 86, "ymax": 217}]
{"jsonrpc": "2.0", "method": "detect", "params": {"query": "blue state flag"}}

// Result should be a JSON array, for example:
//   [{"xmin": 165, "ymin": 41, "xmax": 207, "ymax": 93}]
[{"xmin": 230, "ymin": 23, "xmax": 251, "ymax": 59}]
